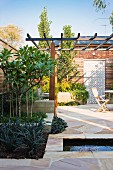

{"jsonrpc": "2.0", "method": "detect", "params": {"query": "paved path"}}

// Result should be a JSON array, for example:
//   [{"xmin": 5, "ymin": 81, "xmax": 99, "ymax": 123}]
[{"xmin": 1, "ymin": 104, "xmax": 113, "ymax": 170}]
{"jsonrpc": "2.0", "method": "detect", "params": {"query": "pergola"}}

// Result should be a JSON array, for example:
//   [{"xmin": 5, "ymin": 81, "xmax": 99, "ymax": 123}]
[{"xmin": 26, "ymin": 33, "xmax": 113, "ymax": 116}]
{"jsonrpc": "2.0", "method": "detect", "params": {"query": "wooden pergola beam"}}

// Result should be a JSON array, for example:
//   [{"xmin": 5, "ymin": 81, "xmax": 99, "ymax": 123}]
[
  {"xmin": 0, "ymin": 38, "xmax": 18, "ymax": 52},
  {"xmin": 61, "ymin": 33, "xmax": 63, "ymax": 49},
  {"xmin": 27, "ymin": 34, "xmax": 39, "ymax": 49},
  {"xmin": 82, "ymin": 33, "xmax": 97, "ymax": 50},
  {"xmin": 26, "ymin": 34, "xmax": 81, "ymax": 41},
  {"xmin": 106, "ymin": 44, "xmax": 113, "ymax": 51},
  {"xmin": 26, "ymin": 33, "xmax": 113, "ymax": 51},
  {"xmin": 43, "ymin": 33, "xmax": 50, "ymax": 49},
  {"xmin": 94, "ymin": 33, "xmax": 113, "ymax": 50}
]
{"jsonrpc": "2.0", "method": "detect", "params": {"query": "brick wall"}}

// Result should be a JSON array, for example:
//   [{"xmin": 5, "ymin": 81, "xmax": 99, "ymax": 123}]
[
  {"xmin": 75, "ymin": 51, "xmax": 113, "ymax": 89},
  {"xmin": 76, "ymin": 50, "xmax": 113, "ymax": 59}
]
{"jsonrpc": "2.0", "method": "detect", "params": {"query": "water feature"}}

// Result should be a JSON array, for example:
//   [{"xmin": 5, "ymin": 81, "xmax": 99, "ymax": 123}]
[{"xmin": 63, "ymin": 138, "xmax": 113, "ymax": 152}]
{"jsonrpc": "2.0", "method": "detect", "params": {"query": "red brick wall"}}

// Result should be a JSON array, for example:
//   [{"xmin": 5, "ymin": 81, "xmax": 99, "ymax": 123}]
[
  {"xmin": 76, "ymin": 50, "xmax": 113, "ymax": 59},
  {"xmin": 75, "ymin": 51, "xmax": 113, "ymax": 89}
]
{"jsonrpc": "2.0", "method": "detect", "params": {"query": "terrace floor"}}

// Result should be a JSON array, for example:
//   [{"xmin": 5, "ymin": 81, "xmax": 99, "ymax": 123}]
[{"xmin": 1, "ymin": 104, "xmax": 113, "ymax": 170}]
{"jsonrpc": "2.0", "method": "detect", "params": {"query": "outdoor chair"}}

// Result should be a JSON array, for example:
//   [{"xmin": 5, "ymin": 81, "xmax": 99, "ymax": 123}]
[{"xmin": 92, "ymin": 87, "xmax": 110, "ymax": 112}]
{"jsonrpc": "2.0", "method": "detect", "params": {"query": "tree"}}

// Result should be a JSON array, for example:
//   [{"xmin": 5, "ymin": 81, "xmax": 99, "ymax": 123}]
[
  {"xmin": 0, "ymin": 25, "xmax": 23, "ymax": 48},
  {"xmin": 93, "ymin": 1, "xmax": 113, "ymax": 31},
  {"xmin": 0, "ymin": 46, "xmax": 55, "ymax": 117},
  {"xmin": 109, "ymin": 11, "xmax": 113, "ymax": 31},
  {"xmin": 93, "ymin": 0, "xmax": 107, "ymax": 11},
  {"xmin": 57, "ymin": 25, "xmax": 79, "ymax": 83},
  {"xmin": 38, "ymin": 7, "xmax": 52, "ymax": 48}
]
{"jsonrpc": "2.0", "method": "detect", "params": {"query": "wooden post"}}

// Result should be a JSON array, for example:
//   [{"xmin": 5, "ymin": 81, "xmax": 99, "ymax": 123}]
[{"xmin": 49, "ymin": 42, "xmax": 57, "ymax": 116}]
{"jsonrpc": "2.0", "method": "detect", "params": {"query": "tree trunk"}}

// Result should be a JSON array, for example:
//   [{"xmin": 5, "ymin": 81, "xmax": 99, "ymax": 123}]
[
  {"xmin": 30, "ymin": 89, "xmax": 34, "ymax": 118},
  {"xmin": 1, "ymin": 80, "xmax": 4, "ymax": 116},
  {"xmin": 18, "ymin": 95, "xmax": 22, "ymax": 117},
  {"xmin": 1, "ymin": 93, "xmax": 3, "ymax": 116},
  {"xmin": 16, "ymin": 94, "xmax": 18, "ymax": 116},
  {"xmin": 26, "ymin": 92, "xmax": 29, "ymax": 117},
  {"xmin": 12, "ymin": 92, "xmax": 14, "ymax": 117},
  {"xmin": 10, "ymin": 94, "xmax": 12, "ymax": 117}
]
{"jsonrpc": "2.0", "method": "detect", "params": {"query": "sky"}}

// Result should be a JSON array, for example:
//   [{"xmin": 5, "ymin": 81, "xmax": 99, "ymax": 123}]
[{"xmin": 0, "ymin": 0, "xmax": 113, "ymax": 45}]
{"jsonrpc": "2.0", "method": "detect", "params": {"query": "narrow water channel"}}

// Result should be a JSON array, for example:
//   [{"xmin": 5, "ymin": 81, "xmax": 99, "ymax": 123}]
[{"xmin": 63, "ymin": 139, "xmax": 113, "ymax": 152}]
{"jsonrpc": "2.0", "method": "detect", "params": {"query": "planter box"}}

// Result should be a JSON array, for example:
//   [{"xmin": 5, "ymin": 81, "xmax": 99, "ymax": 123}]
[{"xmin": 22, "ymin": 100, "xmax": 54, "ymax": 113}]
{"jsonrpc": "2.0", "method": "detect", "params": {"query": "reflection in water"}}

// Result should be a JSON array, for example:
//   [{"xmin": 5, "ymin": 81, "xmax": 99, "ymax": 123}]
[{"xmin": 64, "ymin": 145, "xmax": 113, "ymax": 152}]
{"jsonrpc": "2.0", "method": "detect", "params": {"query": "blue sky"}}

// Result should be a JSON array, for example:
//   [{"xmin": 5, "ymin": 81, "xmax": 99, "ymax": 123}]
[{"xmin": 0, "ymin": 0, "xmax": 113, "ymax": 45}]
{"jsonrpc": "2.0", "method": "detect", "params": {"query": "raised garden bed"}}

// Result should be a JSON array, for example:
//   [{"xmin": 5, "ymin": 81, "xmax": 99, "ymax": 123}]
[{"xmin": 0, "ymin": 120, "xmax": 50, "ymax": 159}]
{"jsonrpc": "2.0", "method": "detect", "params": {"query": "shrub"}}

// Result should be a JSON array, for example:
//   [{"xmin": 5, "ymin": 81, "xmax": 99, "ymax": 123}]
[
  {"xmin": 41, "ymin": 76, "xmax": 50, "ymax": 93},
  {"xmin": 0, "ymin": 112, "xmax": 47, "ymax": 123},
  {"xmin": 0, "ymin": 118, "xmax": 49, "ymax": 159},
  {"xmin": 51, "ymin": 116, "xmax": 68, "ymax": 134},
  {"xmin": 70, "ymin": 83, "xmax": 86, "ymax": 91},
  {"xmin": 70, "ymin": 83, "xmax": 89, "ymax": 104},
  {"xmin": 58, "ymin": 101, "xmax": 79, "ymax": 106},
  {"xmin": 58, "ymin": 80, "xmax": 71, "ymax": 92}
]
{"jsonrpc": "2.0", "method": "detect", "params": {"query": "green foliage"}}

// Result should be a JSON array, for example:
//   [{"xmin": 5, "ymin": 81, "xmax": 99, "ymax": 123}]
[
  {"xmin": 21, "ymin": 88, "xmax": 37, "ymax": 104},
  {"xmin": 0, "ymin": 92, "xmax": 10, "ymax": 116},
  {"xmin": 35, "ymin": 112, "xmax": 47, "ymax": 119},
  {"xmin": 70, "ymin": 83, "xmax": 89, "ymax": 104},
  {"xmin": 109, "ymin": 11, "xmax": 113, "ymax": 26},
  {"xmin": 58, "ymin": 80, "xmax": 71, "ymax": 92},
  {"xmin": 41, "ymin": 76, "xmax": 50, "ymax": 93},
  {"xmin": 0, "ymin": 46, "xmax": 55, "ymax": 116},
  {"xmin": 0, "ymin": 118, "xmax": 49, "ymax": 159},
  {"xmin": 63, "ymin": 25, "xmax": 75, "ymax": 48},
  {"xmin": 111, "ymin": 83, "xmax": 113, "ymax": 90},
  {"xmin": 51, "ymin": 116, "xmax": 68, "ymax": 134},
  {"xmin": 58, "ymin": 101, "xmax": 79, "ymax": 106},
  {"xmin": 57, "ymin": 82, "xmax": 89, "ymax": 105},
  {"xmin": 57, "ymin": 25, "xmax": 79, "ymax": 83},
  {"xmin": 0, "ymin": 112, "xmax": 47, "ymax": 123},
  {"xmin": 0, "ymin": 89, "xmax": 37, "ymax": 117},
  {"xmin": 0, "ymin": 46, "xmax": 55, "ymax": 95},
  {"xmin": 93, "ymin": 0, "xmax": 107, "ymax": 11},
  {"xmin": 38, "ymin": 7, "xmax": 52, "ymax": 48},
  {"xmin": 70, "ymin": 83, "xmax": 86, "ymax": 91}
]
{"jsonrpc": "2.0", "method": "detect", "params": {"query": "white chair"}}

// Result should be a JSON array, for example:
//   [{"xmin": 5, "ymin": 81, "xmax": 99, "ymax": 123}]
[{"xmin": 92, "ymin": 87, "xmax": 110, "ymax": 112}]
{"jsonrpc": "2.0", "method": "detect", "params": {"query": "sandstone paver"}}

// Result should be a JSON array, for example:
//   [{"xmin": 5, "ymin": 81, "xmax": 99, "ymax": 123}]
[
  {"xmin": 49, "ymin": 158, "xmax": 100, "ymax": 170},
  {"xmin": 1, "ymin": 105, "xmax": 113, "ymax": 170}
]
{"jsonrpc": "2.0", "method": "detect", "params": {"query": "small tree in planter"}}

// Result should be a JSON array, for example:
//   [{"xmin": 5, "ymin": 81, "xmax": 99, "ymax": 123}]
[{"xmin": 0, "ymin": 46, "xmax": 55, "ymax": 117}]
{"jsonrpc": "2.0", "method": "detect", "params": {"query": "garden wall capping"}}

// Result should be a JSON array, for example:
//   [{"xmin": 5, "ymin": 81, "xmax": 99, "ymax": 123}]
[{"xmin": 21, "ymin": 100, "xmax": 54, "ymax": 113}]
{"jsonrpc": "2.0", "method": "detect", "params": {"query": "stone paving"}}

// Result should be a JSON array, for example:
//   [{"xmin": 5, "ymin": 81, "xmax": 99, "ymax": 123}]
[{"xmin": 1, "ymin": 104, "xmax": 113, "ymax": 170}]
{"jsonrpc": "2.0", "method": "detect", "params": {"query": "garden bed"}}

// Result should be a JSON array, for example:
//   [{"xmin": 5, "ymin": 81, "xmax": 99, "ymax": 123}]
[
  {"xmin": 0, "ymin": 120, "xmax": 50, "ymax": 159},
  {"xmin": 0, "ymin": 115, "xmax": 68, "ymax": 159},
  {"xmin": 0, "ymin": 130, "xmax": 49, "ymax": 159}
]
